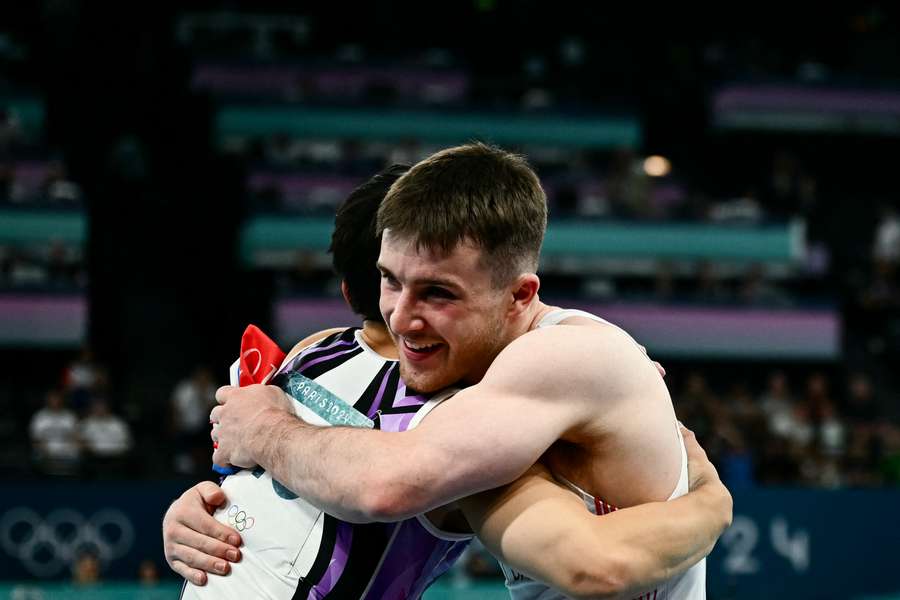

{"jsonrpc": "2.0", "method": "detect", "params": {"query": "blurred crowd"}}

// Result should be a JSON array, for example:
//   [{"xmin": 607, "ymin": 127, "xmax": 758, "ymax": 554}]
[
  {"xmin": 2, "ymin": 6, "xmax": 898, "ymax": 493},
  {"xmin": 23, "ymin": 348, "xmax": 222, "ymax": 479},
  {"xmin": 676, "ymin": 369, "xmax": 899, "ymax": 488},
  {"xmin": 17, "ymin": 347, "xmax": 898, "ymax": 490},
  {"xmin": 0, "ymin": 107, "xmax": 85, "ymax": 291}
]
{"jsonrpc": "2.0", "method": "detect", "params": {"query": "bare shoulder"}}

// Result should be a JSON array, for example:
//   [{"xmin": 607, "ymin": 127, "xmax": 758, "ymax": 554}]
[
  {"xmin": 481, "ymin": 322, "xmax": 654, "ymax": 400},
  {"xmin": 489, "ymin": 321, "xmax": 643, "ymax": 375}
]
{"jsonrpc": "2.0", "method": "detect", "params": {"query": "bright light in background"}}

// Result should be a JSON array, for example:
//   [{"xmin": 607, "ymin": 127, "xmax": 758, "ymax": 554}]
[{"xmin": 643, "ymin": 155, "xmax": 671, "ymax": 177}]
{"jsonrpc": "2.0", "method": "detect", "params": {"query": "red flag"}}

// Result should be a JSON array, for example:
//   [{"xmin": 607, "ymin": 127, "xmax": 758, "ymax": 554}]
[{"xmin": 238, "ymin": 325, "xmax": 286, "ymax": 387}]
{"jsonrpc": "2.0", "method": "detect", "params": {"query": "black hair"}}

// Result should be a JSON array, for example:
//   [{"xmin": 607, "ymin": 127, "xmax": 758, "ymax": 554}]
[{"xmin": 330, "ymin": 164, "xmax": 410, "ymax": 322}]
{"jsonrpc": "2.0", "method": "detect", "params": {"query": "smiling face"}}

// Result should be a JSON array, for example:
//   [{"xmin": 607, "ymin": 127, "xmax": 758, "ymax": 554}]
[{"xmin": 377, "ymin": 230, "xmax": 514, "ymax": 393}]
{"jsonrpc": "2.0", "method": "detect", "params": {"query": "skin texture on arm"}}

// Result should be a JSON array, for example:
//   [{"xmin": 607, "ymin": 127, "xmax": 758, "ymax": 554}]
[
  {"xmin": 212, "ymin": 325, "xmax": 651, "ymax": 522},
  {"xmin": 458, "ymin": 429, "xmax": 732, "ymax": 600}
]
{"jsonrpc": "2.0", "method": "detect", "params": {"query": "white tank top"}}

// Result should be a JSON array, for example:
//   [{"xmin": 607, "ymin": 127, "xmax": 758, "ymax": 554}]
[{"xmin": 498, "ymin": 308, "xmax": 706, "ymax": 600}]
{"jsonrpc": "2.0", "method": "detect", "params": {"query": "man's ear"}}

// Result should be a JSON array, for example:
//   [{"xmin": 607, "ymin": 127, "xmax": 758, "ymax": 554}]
[
  {"xmin": 509, "ymin": 273, "xmax": 540, "ymax": 316},
  {"xmin": 341, "ymin": 280, "xmax": 352, "ymax": 306}
]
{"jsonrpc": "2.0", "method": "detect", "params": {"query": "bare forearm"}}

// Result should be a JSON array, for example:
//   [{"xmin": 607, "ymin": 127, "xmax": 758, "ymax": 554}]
[
  {"xmin": 248, "ymin": 409, "xmax": 446, "ymax": 522},
  {"xmin": 608, "ymin": 481, "xmax": 733, "ymax": 595},
  {"xmin": 465, "ymin": 469, "xmax": 732, "ymax": 600}
]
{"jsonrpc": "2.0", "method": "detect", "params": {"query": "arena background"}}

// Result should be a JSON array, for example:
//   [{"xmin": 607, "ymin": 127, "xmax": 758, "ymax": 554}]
[{"xmin": 1, "ymin": 3, "xmax": 899, "ymax": 599}]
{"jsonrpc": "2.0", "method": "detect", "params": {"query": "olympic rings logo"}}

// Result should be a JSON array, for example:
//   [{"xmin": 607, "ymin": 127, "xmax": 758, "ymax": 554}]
[
  {"xmin": 227, "ymin": 505, "xmax": 255, "ymax": 532},
  {"xmin": 0, "ymin": 507, "xmax": 135, "ymax": 577}
]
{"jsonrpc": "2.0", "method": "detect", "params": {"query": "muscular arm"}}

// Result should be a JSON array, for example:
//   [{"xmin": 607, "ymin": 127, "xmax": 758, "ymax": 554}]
[
  {"xmin": 214, "ymin": 325, "xmax": 651, "ymax": 522},
  {"xmin": 459, "ymin": 429, "xmax": 732, "ymax": 600}
]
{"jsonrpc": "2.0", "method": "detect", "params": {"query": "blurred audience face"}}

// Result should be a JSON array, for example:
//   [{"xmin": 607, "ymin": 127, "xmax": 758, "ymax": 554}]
[
  {"xmin": 768, "ymin": 371, "xmax": 788, "ymax": 397},
  {"xmin": 88, "ymin": 399, "xmax": 110, "ymax": 417},
  {"xmin": 849, "ymin": 373, "xmax": 872, "ymax": 401},
  {"xmin": 138, "ymin": 559, "xmax": 159, "ymax": 585},
  {"xmin": 46, "ymin": 389, "xmax": 64, "ymax": 411},
  {"xmin": 72, "ymin": 552, "xmax": 100, "ymax": 585},
  {"xmin": 806, "ymin": 373, "xmax": 829, "ymax": 399}
]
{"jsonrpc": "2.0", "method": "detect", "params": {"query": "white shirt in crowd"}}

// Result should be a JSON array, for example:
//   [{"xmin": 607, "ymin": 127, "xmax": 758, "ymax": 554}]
[{"xmin": 29, "ymin": 408, "xmax": 80, "ymax": 459}]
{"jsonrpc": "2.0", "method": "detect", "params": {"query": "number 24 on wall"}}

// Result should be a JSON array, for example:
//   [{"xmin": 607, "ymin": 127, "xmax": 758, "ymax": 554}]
[{"xmin": 720, "ymin": 515, "xmax": 810, "ymax": 575}]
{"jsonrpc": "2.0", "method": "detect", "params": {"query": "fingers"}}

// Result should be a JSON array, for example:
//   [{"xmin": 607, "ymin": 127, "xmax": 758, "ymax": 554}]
[
  {"xmin": 194, "ymin": 481, "xmax": 227, "ymax": 511},
  {"xmin": 210, "ymin": 405, "xmax": 222, "ymax": 424},
  {"xmin": 171, "ymin": 558, "xmax": 209, "ymax": 586},
  {"xmin": 680, "ymin": 426, "xmax": 721, "ymax": 491},
  {"xmin": 169, "ymin": 543, "xmax": 232, "ymax": 578},
  {"xmin": 215, "ymin": 385, "xmax": 235, "ymax": 405},
  {"xmin": 179, "ymin": 486, "xmax": 242, "ymax": 547},
  {"xmin": 681, "ymin": 427, "xmax": 706, "ymax": 460},
  {"xmin": 653, "ymin": 360, "xmax": 667, "ymax": 378},
  {"xmin": 162, "ymin": 486, "xmax": 243, "ymax": 585},
  {"xmin": 174, "ymin": 526, "xmax": 241, "ymax": 564}
]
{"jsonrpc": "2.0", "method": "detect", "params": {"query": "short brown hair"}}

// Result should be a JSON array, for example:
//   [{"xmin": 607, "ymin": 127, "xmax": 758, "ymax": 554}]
[{"xmin": 376, "ymin": 143, "xmax": 547, "ymax": 286}]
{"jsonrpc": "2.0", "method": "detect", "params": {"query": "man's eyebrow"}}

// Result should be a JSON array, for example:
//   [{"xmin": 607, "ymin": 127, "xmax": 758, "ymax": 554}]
[
  {"xmin": 375, "ymin": 264, "xmax": 462, "ymax": 291},
  {"xmin": 413, "ymin": 277, "xmax": 463, "ymax": 291}
]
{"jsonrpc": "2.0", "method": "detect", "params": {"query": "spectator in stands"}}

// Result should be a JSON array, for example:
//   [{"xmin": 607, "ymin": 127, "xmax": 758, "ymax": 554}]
[
  {"xmin": 873, "ymin": 206, "xmax": 900, "ymax": 265},
  {"xmin": 842, "ymin": 373, "xmax": 888, "ymax": 487},
  {"xmin": 80, "ymin": 398, "xmax": 133, "ymax": 475},
  {"xmin": 42, "ymin": 160, "xmax": 83, "ymax": 205},
  {"xmin": 675, "ymin": 372, "xmax": 719, "ymax": 440},
  {"xmin": 817, "ymin": 400, "xmax": 846, "ymax": 458},
  {"xmin": 843, "ymin": 372, "xmax": 882, "ymax": 428},
  {"xmin": 861, "ymin": 255, "xmax": 900, "ymax": 311},
  {"xmin": 709, "ymin": 188, "xmax": 762, "ymax": 223},
  {"xmin": 726, "ymin": 382, "xmax": 767, "ymax": 446},
  {"xmin": 29, "ymin": 389, "xmax": 81, "ymax": 476},
  {"xmin": 769, "ymin": 393, "xmax": 814, "ymax": 450},
  {"xmin": 675, "ymin": 372, "xmax": 733, "ymax": 472},
  {"xmin": 170, "ymin": 366, "xmax": 218, "ymax": 474},
  {"xmin": 8, "ymin": 248, "xmax": 46, "ymax": 287},
  {"xmin": 759, "ymin": 371, "xmax": 794, "ymax": 428},
  {"xmin": 63, "ymin": 346, "xmax": 101, "ymax": 414},
  {"xmin": 71, "ymin": 550, "xmax": 101, "ymax": 585},
  {"xmin": 843, "ymin": 429, "xmax": 878, "ymax": 486},
  {"xmin": 138, "ymin": 559, "xmax": 160, "ymax": 585},
  {"xmin": 805, "ymin": 372, "xmax": 833, "ymax": 417}
]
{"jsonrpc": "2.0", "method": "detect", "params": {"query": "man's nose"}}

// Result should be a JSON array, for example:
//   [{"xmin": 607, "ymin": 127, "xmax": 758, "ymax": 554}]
[{"xmin": 390, "ymin": 290, "xmax": 425, "ymax": 335}]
